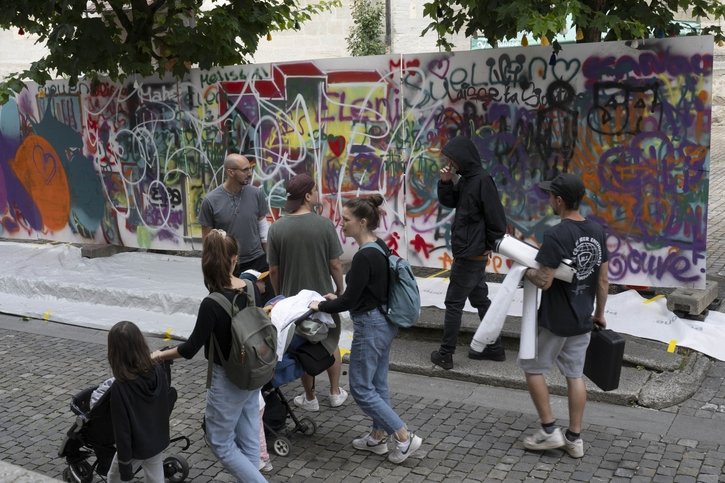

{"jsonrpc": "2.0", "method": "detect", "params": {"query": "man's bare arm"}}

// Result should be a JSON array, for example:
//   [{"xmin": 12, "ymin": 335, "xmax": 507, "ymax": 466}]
[
  {"xmin": 329, "ymin": 258, "xmax": 344, "ymax": 295},
  {"xmin": 269, "ymin": 265, "xmax": 280, "ymax": 295},
  {"xmin": 524, "ymin": 265, "xmax": 556, "ymax": 290},
  {"xmin": 201, "ymin": 225, "xmax": 211, "ymax": 239},
  {"xmin": 593, "ymin": 261, "xmax": 609, "ymax": 327}
]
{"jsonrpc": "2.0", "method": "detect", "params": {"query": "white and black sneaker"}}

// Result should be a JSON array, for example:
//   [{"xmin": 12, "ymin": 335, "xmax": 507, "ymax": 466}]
[
  {"xmin": 352, "ymin": 433, "xmax": 389, "ymax": 455},
  {"xmin": 388, "ymin": 434, "xmax": 422, "ymax": 464}
]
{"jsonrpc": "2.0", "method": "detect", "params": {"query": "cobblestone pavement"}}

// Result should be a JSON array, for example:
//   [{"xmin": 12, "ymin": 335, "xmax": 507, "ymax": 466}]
[{"xmin": 1, "ymin": 315, "xmax": 724, "ymax": 482}]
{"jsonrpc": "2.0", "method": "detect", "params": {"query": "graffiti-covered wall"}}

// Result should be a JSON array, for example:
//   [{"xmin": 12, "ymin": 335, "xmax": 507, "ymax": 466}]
[{"xmin": 0, "ymin": 37, "xmax": 713, "ymax": 288}]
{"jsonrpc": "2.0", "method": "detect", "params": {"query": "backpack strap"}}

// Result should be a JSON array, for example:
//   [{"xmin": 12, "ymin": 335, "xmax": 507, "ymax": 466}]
[{"xmin": 203, "ymin": 282, "xmax": 255, "ymax": 388}]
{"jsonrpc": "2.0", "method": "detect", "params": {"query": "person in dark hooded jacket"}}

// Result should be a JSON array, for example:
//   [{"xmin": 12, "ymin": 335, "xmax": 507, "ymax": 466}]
[
  {"xmin": 431, "ymin": 136, "xmax": 508, "ymax": 370},
  {"xmin": 107, "ymin": 321, "xmax": 171, "ymax": 482}
]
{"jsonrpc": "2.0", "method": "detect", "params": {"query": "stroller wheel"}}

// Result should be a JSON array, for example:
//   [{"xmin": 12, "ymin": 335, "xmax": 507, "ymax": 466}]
[
  {"xmin": 62, "ymin": 468, "xmax": 74, "ymax": 482},
  {"xmin": 163, "ymin": 455, "xmax": 189, "ymax": 482},
  {"xmin": 272, "ymin": 436, "xmax": 291, "ymax": 456},
  {"xmin": 298, "ymin": 417, "xmax": 317, "ymax": 436},
  {"xmin": 68, "ymin": 461, "xmax": 93, "ymax": 483}
]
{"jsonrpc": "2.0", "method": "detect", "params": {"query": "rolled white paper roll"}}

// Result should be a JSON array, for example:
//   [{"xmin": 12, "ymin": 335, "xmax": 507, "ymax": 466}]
[
  {"xmin": 519, "ymin": 279, "xmax": 538, "ymax": 360},
  {"xmin": 470, "ymin": 263, "xmax": 528, "ymax": 352},
  {"xmin": 496, "ymin": 234, "xmax": 576, "ymax": 283}
]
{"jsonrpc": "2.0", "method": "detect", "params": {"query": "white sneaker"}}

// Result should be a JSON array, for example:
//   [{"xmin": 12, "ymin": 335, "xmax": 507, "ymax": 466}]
[
  {"xmin": 523, "ymin": 428, "xmax": 565, "ymax": 451},
  {"xmin": 564, "ymin": 436, "xmax": 584, "ymax": 458},
  {"xmin": 330, "ymin": 387, "xmax": 348, "ymax": 407},
  {"xmin": 352, "ymin": 433, "xmax": 389, "ymax": 455},
  {"xmin": 293, "ymin": 394, "xmax": 319, "ymax": 411},
  {"xmin": 258, "ymin": 460, "xmax": 273, "ymax": 473},
  {"xmin": 388, "ymin": 433, "xmax": 422, "ymax": 464}
]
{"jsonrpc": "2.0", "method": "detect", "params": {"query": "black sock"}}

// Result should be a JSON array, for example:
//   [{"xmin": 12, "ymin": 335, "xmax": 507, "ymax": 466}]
[
  {"xmin": 541, "ymin": 421, "xmax": 556, "ymax": 434},
  {"xmin": 565, "ymin": 429, "xmax": 580, "ymax": 441}
]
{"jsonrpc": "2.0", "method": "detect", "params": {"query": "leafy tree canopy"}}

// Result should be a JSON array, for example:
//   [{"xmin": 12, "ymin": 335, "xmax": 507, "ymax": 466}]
[
  {"xmin": 422, "ymin": 0, "xmax": 725, "ymax": 49},
  {"xmin": 346, "ymin": 0, "xmax": 386, "ymax": 56},
  {"xmin": 0, "ymin": 0, "xmax": 340, "ymax": 102}
]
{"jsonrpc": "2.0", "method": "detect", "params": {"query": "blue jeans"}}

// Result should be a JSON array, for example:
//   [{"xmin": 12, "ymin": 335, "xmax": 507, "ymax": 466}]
[
  {"xmin": 205, "ymin": 365, "xmax": 266, "ymax": 483},
  {"xmin": 440, "ymin": 258, "xmax": 493, "ymax": 354},
  {"xmin": 349, "ymin": 308, "xmax": 405, "ymax": 435}
]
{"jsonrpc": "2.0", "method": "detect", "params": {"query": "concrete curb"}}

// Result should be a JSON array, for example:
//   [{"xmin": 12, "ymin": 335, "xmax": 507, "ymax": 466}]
[{"xmin": 638, "ymin": 352, "xmax": 714, "ymax": 409}]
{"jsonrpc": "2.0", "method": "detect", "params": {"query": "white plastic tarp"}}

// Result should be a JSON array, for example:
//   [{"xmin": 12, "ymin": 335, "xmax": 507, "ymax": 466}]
[{"xmin": 1, "ymin": 241, "xmax": 724, "ymax": 361}]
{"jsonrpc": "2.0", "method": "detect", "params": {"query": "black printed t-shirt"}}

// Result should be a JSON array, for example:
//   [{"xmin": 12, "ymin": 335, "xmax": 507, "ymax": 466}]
[{"xmin": 535, "ymin": 218, "xmax": 608, "ymax": 337}]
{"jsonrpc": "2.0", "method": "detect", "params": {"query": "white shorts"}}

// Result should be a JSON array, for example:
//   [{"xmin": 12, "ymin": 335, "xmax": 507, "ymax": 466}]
[{"xmin": 518, "ymin": 327, "xmax": 591, "ymax": 378}]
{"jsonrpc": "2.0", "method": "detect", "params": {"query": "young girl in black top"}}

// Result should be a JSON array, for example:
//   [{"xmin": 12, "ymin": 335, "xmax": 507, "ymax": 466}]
[
  {"xmin": 309, "ymin": 195, "xmax": 423, "ymax": 464},
  {"xmin": 107, "ymin": 321, "xmax": 171, "ymax": 483}
]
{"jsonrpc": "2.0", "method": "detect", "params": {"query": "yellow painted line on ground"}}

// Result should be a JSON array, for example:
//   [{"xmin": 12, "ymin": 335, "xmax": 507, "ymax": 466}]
[
  {"xmin": 643, "ymin": 294, "xmax": 665, "ymax": 304},
  {"xmin": 427, "ymin": 269, "xmax": 450, "ymax": 278},
  {"xmin": 667, "ymin": 340, "xmax": 677, "ymax": 353}
]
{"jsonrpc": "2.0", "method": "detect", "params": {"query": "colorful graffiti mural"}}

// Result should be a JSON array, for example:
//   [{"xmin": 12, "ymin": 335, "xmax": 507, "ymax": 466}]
[{"xmin": 0, "ymin": 37, "xmax": 713, "ymax": 288}]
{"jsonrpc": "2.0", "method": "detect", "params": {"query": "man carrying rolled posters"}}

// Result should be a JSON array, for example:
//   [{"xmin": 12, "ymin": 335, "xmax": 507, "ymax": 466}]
[{"xmin": 521, "ymin": 173, "xmax": 609, "ymax": 458}]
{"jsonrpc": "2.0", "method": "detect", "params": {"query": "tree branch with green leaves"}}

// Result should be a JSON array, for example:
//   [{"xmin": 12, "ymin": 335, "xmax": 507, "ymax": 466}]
[
  {"xmin": 421, "ymin": 0, "xmax": 725, "ymax": 49},
  {"xmin": 0, "ymin": 0, "xmax": 341, "ymax": 103}
]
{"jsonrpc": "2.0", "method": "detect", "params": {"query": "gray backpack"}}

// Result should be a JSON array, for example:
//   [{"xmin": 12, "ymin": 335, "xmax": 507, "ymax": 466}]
[{"xmin": 205, "ymin": 279, "xmax": 277, "ymax": 390}]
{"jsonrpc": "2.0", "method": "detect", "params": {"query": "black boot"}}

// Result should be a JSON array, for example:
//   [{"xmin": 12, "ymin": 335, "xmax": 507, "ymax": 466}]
[
  {"xmin": 431, "ymin": 350, "xmax": 454, "ymax": 370},
  {"xmin": 469, "ymin": 337, "xmax": 506, "ymax": 361}
]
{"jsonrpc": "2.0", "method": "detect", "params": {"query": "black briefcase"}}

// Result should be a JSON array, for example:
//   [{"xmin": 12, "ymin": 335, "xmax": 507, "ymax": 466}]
[{"xmin": 584, "ymin": 328, "xmax": 625, "ymax": 391}]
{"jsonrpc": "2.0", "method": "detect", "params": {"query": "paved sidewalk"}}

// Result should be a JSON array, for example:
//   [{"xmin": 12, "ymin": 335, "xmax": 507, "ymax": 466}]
[{"xmin": 1, "ymin": 314, "xmax": 724, "ymax": 482}]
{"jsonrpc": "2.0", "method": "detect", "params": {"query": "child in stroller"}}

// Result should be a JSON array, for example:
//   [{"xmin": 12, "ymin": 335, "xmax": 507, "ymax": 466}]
[{"xmin": 58, "ymin": 336, "xmax": 190, "ymax": 483}]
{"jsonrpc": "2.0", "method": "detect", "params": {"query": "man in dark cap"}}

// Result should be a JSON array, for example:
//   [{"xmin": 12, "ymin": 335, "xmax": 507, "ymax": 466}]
[
  {"xmin": 430, "ymin": 136, "xmax": 508, "ymax": 370},
  {"xmin": 519, "ymin": 172, "xmax": 609, "ymax": 459},
  {"xmin": 267, "ymin": 173, "xmax": 348, "ymax": 411}
]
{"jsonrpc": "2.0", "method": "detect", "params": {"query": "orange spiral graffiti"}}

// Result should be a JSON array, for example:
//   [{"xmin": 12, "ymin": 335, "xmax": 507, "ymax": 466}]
[{"xmin": 10, "ymin": 134, "xmax": 71, "ymax": 232}]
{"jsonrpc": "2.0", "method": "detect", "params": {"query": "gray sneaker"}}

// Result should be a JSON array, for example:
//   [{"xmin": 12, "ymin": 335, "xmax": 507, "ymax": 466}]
[
  {"xmin": 523, "ymin": 428, "xmax": 565, "ymax": 451},
  {"xmin": 352, "ymin": 433, "xmax": 388, "ymax": 455},
  {"xmin": 388, "ymin": 434, "xmax": 422, "ymax": 464},
  {"xmin": 564, "ymin": 436, "xmax": 584, "ymax": 458}
]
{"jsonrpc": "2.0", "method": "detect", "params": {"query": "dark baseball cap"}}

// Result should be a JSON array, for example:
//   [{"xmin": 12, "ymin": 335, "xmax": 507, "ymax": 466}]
[
  {"xmin": 538, "ymin": 173, "xmax": 586, "ymax": 204},
  {"xmin": 284, "ymin": 173, "xmax": 315, "ymax": 213}
]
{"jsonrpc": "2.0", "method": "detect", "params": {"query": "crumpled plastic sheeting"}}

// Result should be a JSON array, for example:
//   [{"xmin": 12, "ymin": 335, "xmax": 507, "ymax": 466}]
[
  {"xmin": 2, "ymin": 242, "xmax": 724, "ymax": 361},
  {"xmin": 0, "ymin": 241, "xmax": 205, "ymax": 338},
  {"xmin": 420, "ymin": 273, "xmax": 725, "ymax": 361}
]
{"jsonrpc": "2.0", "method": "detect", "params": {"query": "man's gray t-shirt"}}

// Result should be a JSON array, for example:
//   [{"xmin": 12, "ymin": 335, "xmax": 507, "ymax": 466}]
[
  {"xmin": 267, "ymin": 212, "xmax": 344, "ymax": 296},
  {"xmin": 198, "ymin": 185, "xmax": 268, "ymax": 263}
]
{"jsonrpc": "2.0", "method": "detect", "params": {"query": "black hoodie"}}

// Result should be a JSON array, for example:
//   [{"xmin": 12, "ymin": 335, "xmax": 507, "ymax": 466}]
[
  {"xmin": 110, "ymin": 363, "xmax": 171, "ymax": 481},
  {"xmin": 438, "ymin": 136, "xmax": 507, "ymax": 258}
]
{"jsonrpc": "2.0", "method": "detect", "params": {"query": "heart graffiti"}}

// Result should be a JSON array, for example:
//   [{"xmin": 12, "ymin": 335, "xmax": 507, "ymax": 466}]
[{"xmin": 327, "ymin": 136, "xmax": 346, "ymax": 157}]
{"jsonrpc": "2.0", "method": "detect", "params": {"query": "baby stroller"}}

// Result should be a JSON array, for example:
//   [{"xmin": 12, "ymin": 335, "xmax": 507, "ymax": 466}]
[
  {"xmin": 58, "ymin": 358, "xmax": 190, "ymax": 483},
  {"xmin": 263, "ymin": 308, "xmax": 334, "ymax": 457},
  {"xmin": 262, "ymin": 351, "xmax": 316, "ymax": 457}
]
